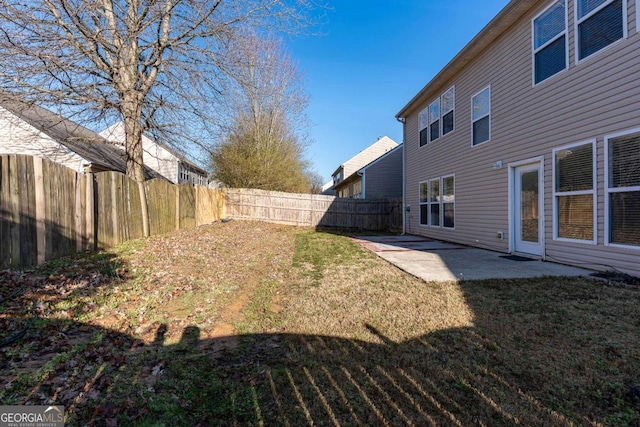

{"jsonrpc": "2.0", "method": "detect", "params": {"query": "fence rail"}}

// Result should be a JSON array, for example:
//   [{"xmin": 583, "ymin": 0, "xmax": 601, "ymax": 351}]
[
  {"xmin": 2, "ymin": 155, "xmax": 401, "ymax": 269},
  {"xmin": 226, "ymin": 188, "xmax": 401, "ymax": 230},
  {"xmin": 1, "ymin": 155, "xmax": 225, "ymax": 269}
]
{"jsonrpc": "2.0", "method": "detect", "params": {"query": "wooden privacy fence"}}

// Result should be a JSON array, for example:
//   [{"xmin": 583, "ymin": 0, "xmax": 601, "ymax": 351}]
[
  {"xmin": 226, "ymin": 188, "xmax": 402, "ymax": 230},
  {"xmin": 0, "ymin": 155, "xmax": 225, "ymax": 269}
]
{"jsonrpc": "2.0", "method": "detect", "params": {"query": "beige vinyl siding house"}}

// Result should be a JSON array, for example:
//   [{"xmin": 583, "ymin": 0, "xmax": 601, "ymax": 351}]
[
  {"xmin": 100, "ymin": 122, "xmax": 208, "ymax": 186},
  {"xmin": 332, "ymin": 136, "xmax": 398, "ymax": 198},
  {"xmin": 397, "ymin": 0, "xmax": 640, "ymax": 276}
]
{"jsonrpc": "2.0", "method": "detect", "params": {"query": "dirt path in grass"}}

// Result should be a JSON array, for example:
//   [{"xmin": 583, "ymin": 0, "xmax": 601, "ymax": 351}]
[
  {"xmin": 111, "ymin": 220, "xmax": 294, "ymax": 348},
  {"xmin": 0, "ymin": 220, "xmax": 296, "ymax": 381}
]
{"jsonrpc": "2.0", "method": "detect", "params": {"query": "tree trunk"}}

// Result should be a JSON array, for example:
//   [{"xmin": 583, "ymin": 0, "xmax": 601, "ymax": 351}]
[{"xmin": 123, "ymin": 98, "xmax": 150, "ymax": 237}]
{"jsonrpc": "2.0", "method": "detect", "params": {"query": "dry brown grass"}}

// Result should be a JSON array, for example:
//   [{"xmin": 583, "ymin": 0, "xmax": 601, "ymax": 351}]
[{"xmin": 1, "ymin": 222, "xmax": 639, "ymax": 426}]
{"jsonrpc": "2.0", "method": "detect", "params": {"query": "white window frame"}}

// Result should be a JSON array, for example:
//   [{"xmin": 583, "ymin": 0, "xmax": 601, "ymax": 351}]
[
  {"xmin": 441, "ymin": 86, "xmax": 456, "ymax": 136},
  {"xmin": 429, "ymin": 99, "xmax": 441, "ymax": 143},
  {"xmin": 552, "ymin": 140, "xmax": 597, "ymax": 244},
  {"xmin": 428, "ymin": 178, "xmax": 441, "ymax": 227},
  {"xmin": 353, "ymin": 180, "xmax": 363, "ymax": 199},
  {"xmin": 574, "ymin": 0, "xmax": 627, "ymax": 64},
  {"xmin": 532, "ymin": 0, "xmax": 569, "ymax": 86},
  {"xmin": 419, "ymin": 107, "xmax": 429, "ymax": 147},
  {"xmin": 442, "ymin": 174, "xmax": 455, "ymax": 230},
  {"xmin": 419, "ymin": 180, "xmax": 429, "ymax": 226},
  {"xmin": 604, "ymin": 127, "xmax": 640, "ymax": 249},
  {"xmin": 471, "ymin": 86, "xmax": 491, "ymax": 147}
]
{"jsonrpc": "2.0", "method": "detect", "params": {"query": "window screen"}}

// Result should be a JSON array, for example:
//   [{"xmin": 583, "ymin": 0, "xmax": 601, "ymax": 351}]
[
  {"xmin": 472, "ymin": 87, "xmax": 491, "ymax": 146},
  {"xmin": 609, "ymin": 134, "xmax": 640, "ymax": 188},
  {"xmin": 441, "ymin": 87, "xmax": 455, "ymax": 136},
  {"xmin": 442, "ymin": 176, "xmax": 455, "ymax": 228},
  {"xmin": 419, "ymin": 182, "xmax": 429, "ymax": 225},
  {"xmin": 577, "ymin": 0, "xmax": 624, "ymax": 61},
  {"xmin": 556, "ymin": 144, "xmax": 593, "ymax": 191},
  {"xmin": 607, "ymin": 132, "xmax": 640, "ymax": 246},
  {"xmin": 533, "ymin": 1, "xmax": 566, "ymax": 84},
  {"xmin": 419, "ymin": 108, "xmax": 429, "ymax": 147},
  {"xmin": 429, "ymin": 180, "xmax": 440, "ymax": 226},
  {"xmin": 554, "ymin": 143, "xmax": 594, "ymax": 241},
  {"xmin": 535, "ymin": 36, "xmax": 567, "ymax": 83},
  {"xmin": 578, "ymin": 0, "xmax": 608, "ymax": 18},
  {"xmin": 429, "ymin": 100, "xmax": 440, "ymax": 142},
  {"xmin": 610, "ymin": 192, "xmax": 640, "ymax": 245},
  {"xmin": 473, "ymin": 116, "xmax": 490, "ymax": 146}
]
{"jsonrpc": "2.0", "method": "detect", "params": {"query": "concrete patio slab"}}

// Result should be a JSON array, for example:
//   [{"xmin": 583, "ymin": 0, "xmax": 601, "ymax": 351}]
[{"xmin": 352, "ymin": 235, "xmax": 592, "ymax": 282}]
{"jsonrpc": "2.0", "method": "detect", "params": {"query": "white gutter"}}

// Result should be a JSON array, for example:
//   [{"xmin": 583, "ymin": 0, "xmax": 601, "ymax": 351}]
[
  {"xmin": 396, "ymin": 116, "xmax": 407, "ymax": 235},
  {"xmin": 356, "ymin": 170, "xmax": 365, "ymax": 199}
]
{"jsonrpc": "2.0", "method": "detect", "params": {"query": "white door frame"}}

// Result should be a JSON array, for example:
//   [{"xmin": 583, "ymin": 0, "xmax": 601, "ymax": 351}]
[{"xmin": 508, "ymin": 156, "xmax": 545, "ymax": 259}]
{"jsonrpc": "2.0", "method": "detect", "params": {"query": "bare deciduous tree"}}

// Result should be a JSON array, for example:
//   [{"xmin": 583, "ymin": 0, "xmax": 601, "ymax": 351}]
[
  {"xmin": 210, "ymin": 31, "xmax": 316, "ymax": 193},
  {"xmin": 308, "ymin": 171, "xmax": 325, "ymax": 194},
  {"xmin": 0, "ymin": 0, "xmax": 320, "ymax": 234}
]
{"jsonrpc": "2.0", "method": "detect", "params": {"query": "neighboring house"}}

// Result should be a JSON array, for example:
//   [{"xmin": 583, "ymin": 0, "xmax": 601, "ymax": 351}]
[
  {"xmin": 0, "ymin": 95, "xmax": 157, "ymax": 178},
  {"xmin": 332, "ymin": 136, "xmax": 399, "ymax": 198},
  {"xmin": 321, "ymin": 180, "xmax": 335, "ymax": 196},
  {"xmin": 100, "ymin": 122, "xmax": 208, "ymax": 186},
  {"xmin": 397, "ymin": 0, "xmax": 640, "ymax": 276},
  {"xmin": 357, "ymin": 144, "xmax": 403, "ymax": 200}
]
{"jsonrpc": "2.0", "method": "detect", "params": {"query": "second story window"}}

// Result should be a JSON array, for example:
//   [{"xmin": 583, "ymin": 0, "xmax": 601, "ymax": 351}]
[
  {"xmin": 577, "ymin": 0, "xmax": 625, "ymax": 61},
  {"xmin": 471, "ymin": 86, "xmax": 491, "ymax": 146},
  {"xmin": 421, "ymin": 86, "xmax": 455, "ymax": 146},
  {"xmin": 441, "ymin": 87, "xmax": 455, "ymax": 136},
  {"xmin": 533, "ymin": 0, "xmax": 567, "ymax": 84},
  {"xmin": 429, "ymin": 99, "xmax": 440, "ymax": 142},
  {"xmin": 419, "ymin": 108, "xmax": 429, "ymax": 147}
]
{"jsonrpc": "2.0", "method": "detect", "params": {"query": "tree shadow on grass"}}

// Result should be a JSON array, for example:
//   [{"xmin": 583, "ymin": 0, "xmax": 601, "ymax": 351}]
[
  {"xmin": 4, "ymin": 299, "xmax": 639, "ymax": 426},
  {"xmin": 2, "ymin": 258, "xmax": 640, "ymax": 426},
  {"xmin": 0, "ymin": 320, "xmax": 558, "ymax": 426}
]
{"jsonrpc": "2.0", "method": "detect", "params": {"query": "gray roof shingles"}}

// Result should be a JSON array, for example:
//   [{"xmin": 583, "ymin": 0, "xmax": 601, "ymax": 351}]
[{"xmin": 0, "ymin": 94, "xmax": 161, "ymax": 180}]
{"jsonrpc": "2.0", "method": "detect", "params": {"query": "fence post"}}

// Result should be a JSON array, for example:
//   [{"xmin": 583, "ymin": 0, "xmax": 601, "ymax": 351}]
[
  {"xmin": 85, "ymin": 171, "xmax": 96, "ymax": 251},
  {"xmin": 110, "ymin": 172, "xmax": 119, "ymax": 244},
  {"xmin": 176, "ymin": 183, "xmax": 181, "ymax": 230},
  {"xmin": 195, "ymin": 185, "xmax": 200, "ymax": 226},
  {"xmin": 75, "ymin": 173, "xmax": 84, "ymax": 252},
  {"xmin": 33, "ymin": 157, "xmax": 46, "ymax": 264},
  {"xmin": 9, "ymin": 155, "xmax": 20, "ymax": 266}
]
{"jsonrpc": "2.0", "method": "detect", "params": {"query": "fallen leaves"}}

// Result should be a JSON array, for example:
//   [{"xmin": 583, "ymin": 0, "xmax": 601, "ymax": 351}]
[{"xmin": 0, "ymin": 220, "xmax": 297, "ymax": 424}]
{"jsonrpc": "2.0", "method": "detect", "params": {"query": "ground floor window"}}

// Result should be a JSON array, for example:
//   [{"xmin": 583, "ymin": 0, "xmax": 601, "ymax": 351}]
[
  {"xmin": 442, "ymin": 175, "xmax": 455, "ymax": 228},
  {"xmin": 553, "ymin": 141, "xmax": 595, "ymax": 242},
  {"xmin": 419, "ymin": 176, "xmax": 455, "ymax": 228},
  {"xmin": 419, "ymin": 181, "xmax": 428, "ymax": 225},
  {"xmin": 606, "ymin": 130, "xmax": 640, "ymax": 246},
  {"xmin": 353, "ymin": 181, "xmax": 363, "ymax": 199},
  {"xmin": 428, "ymin": 179, "xmax": 440, "ymax": 226}
]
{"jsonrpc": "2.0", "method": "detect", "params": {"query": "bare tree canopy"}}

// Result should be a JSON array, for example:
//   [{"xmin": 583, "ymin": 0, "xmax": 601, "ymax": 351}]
[
  {"xmin": 0, "ymin": 0, "xmax": 322, "ymax": 235},
  {"xmin": 0, "ymin": 0, "xmax": 321, "ymax": 182},
  {"xmin": 210, "ymin": 31, "xmax": 316, "ymax": 193}
]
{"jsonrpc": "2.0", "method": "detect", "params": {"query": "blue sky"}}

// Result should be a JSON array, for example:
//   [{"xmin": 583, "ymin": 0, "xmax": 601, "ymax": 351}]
[{"xmin": 288, "ymin": 0, "xmax": 510, "ymax": 183}]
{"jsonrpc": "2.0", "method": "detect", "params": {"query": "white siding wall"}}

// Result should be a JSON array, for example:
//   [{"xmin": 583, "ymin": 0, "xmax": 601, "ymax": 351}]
[
  {"xmin": 0, "ymin": 107, "xmax": 86, "ymax": 172},
  {"xmin": 404, "ymin": 0, "xmax": 640, "ymax": 276},
  {"xmin": 100, "ymin": 123, "xmax": 179, "ymax": 183}
]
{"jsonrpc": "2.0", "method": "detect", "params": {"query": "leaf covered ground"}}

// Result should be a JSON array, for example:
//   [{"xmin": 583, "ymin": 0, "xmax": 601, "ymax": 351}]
[{"xmin": 1, "ymin": 220, "xmax": 640, "ymax": 426}]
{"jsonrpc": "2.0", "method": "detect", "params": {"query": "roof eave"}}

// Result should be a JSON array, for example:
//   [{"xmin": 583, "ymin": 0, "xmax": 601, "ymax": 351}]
[{"xmin": 395, "ymin": 0, "xmax": 538, "ymax": 119}]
